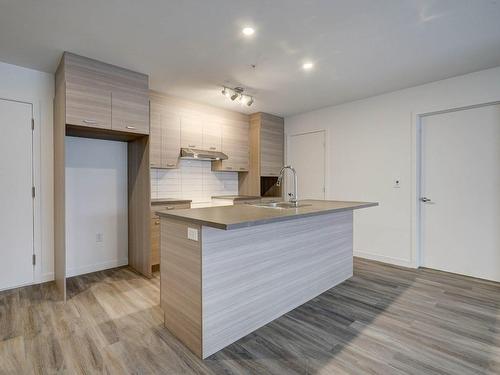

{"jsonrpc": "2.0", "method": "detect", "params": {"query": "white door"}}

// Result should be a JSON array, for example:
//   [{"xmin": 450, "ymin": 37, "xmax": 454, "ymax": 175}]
[
  {"xmin": 0, "ymin": 99, "xmax": 34, "ymax": 290},
  {"xmin": 287, "ymin": 131, "xmax": 326, "ymax": 200},
  {"xmin": 420, "ymin": 103, "xmax": 500, "ymax": 281}
]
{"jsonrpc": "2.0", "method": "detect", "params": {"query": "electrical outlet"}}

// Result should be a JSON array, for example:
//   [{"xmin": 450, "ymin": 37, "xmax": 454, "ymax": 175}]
[
  {"xmin": 96, "ymin": 233, "xmax": 104, "ymax": 243},
  {"xmin": 187, "ymin": 227, "xmax": 199, "ymax": 241}
]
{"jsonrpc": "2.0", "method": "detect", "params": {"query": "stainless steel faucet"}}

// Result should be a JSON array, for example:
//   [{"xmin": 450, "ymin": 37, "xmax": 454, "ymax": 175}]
[{"xmin": 276, "ymin": 165, "xmax": 298, "ymax": 207}]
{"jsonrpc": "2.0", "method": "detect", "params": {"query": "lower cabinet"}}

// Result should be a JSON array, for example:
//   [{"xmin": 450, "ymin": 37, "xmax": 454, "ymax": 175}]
[{"xmin": 150, "ymin": 202, "xmax": 191, "ymax": 269}]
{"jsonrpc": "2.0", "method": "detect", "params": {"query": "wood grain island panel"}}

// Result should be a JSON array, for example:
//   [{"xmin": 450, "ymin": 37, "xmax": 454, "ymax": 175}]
[{"xmin": 159, "ymin": 200, "xmax": 377, "ymax": 358}]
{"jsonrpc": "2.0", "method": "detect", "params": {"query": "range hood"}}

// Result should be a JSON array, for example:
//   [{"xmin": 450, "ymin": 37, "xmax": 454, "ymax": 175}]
[{"xmin": 180, "ymin": 148, "xmax": 228, "ymax": 161}]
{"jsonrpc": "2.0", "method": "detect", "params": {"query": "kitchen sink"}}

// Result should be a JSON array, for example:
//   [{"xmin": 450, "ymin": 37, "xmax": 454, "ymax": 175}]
[{"xmin": 248, "ymin": 201, "xmax": 311, "ymax": 209}]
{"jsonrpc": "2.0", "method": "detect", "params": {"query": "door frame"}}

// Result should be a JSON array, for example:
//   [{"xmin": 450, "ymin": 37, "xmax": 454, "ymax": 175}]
[
  {"xmin": 0, "ymin": 96, "xmax": 40, "ymax": 290},
  {"xmin": 285, "ymin": 129, "xmax": 328, "ymax": 200},
  {"xmin": 411, "ymin": 100, "xmax": 500, "ymax": 269}
]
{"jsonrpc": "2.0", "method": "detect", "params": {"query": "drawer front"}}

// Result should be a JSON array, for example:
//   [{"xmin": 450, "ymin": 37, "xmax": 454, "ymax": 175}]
[
  {"xmin": 152, "ymin": 203, "xmax": 191, "ymax": 218},
  {"xmin": 66, "ymin": 81, "xmax": 112, "ymax": 129}
]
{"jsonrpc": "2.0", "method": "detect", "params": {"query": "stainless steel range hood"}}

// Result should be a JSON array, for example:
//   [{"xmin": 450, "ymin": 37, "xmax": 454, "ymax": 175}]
[{"xmin": 180, "ymin": 148, "xmax": 228, "ymax": 161}]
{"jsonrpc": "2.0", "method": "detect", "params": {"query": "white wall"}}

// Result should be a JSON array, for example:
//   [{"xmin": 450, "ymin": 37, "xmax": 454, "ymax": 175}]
[
  {"xmin": 151, "ymin": 160, "xmax": 238, "ymax": 207},
  {"xmin": 65, "ymin": 137, "xmax": 128, "ymax": 277},
  {"xmin": 0, "ymin": 61, "xmax": 54, "ymax": 282},
  {"xmin": 285, "ymin": 66, "xmax": 500, "ymax": 268}
]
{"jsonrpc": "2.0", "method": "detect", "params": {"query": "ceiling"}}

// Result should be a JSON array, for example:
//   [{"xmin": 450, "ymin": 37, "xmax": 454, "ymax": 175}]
[{"xmin": 1, "ymin": 0, "xmax": 500, "ymax": 116}]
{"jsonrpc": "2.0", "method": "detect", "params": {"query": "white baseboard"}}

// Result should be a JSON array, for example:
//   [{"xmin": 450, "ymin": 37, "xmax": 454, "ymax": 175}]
[
  {"xmin": 66, "ymin": 258, "xmax": 128, "ymax": 278},
  {"xmin": 354, "ymin": 250, "xmax": 416, "ymax": 269}
]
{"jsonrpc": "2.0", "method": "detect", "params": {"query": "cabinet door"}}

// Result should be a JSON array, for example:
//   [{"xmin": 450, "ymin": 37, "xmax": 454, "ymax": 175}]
[
  {"xmin": 202, "ymin": 120, "xmax": 222, "ymax": 151},
  {"xmin": 260, "ymin": 116, "xmax": 284, "ymax": 176},
  {"xmin": 149, "ymin": 102, "xmax": 162, "ymax": 168},
  {"xmin": 112, "ymin": 88, "xmax": 149, "ymax": 134},
  {"xmin": 218, "ymin": 120, "xmax": 249, "ymax": 172},
  {"xmin": 181, "ymin": 115, "xmax": 203, "ymax": 149},
  {"xmin": 66, "ymin": 81, "xmax": 111, "ymax": 129},
  {"xmin": 161, "ymin": 111, "xmax": 181, "ymax": 168}
]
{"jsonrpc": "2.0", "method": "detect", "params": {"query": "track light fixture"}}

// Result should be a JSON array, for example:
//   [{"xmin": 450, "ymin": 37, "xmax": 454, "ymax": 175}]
[{"xmin": 221, "ymin": 86, "xmax": 254, "ymax": 107}]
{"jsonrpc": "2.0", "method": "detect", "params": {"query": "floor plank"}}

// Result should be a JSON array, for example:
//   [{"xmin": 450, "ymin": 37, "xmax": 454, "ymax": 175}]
[{"xmin": 0, "ymin": 259, "xmax": 499, "ymax": 374}]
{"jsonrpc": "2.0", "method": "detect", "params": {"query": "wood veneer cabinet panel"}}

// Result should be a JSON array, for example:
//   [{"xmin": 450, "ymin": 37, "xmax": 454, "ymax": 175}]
[
  {"xmin": 149, "ymin": 102, "xmax": 162, "ymax": 168},
  {"xmin": 259, "ymin": 113, "xmax": 284, "ymax": 177},
  {"xmin": 112, "ymin": 88, "xmax": 149, "ymax": 134},
  {"xmin": 161, "ymin": 111, "xmax": 181, "ymax": 168},
  {"xmin": 60, "ymin": 52, "xmax": 149, "ymax": 134},
  {"xmin": 150, "ymin": 203, "xmax": 190, "ymax": 267},
  {"xmin": 161, "ymin": 219, "xmax": 202, "ymax": 358},
  {"xmin": 128, "ymin": 137, "xmax": 152, "ymax": 278},
  {"xmin": 53, "ymin": 79, "xmax": 67, "ymax": 301},
  {"xmin": 149, "ymin": 97, "xmax": 181, "ymax": 168},
  {"xmin": 212, "ymin": 118, "xmax": 249, "ymax": 172},
  {"xmin": 65, "ymin": 81, "xmax": 112, "ymax": 129},
  {"xmin": 181, "ymin": 115, "xmax": 203, "ymax": 149}
]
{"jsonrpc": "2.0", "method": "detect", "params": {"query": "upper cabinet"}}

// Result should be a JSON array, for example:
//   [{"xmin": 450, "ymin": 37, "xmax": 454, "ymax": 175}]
[
  {"xmin": 256, "ymin": 113, "xmax": 284, "ymax": 177},
  {"xmin": 202, "ymin": 120, "xmax": 222, "ymax": 151},
  {"xmin": 180, "ymin": 115, "xmax": 203, "ymax": 149},
  {"xmin": 212, "ymin": 119, "xmax": 249, "ymax": 172},
  {"xmin": 56, "ymin": 52, "xmax": 149, "ymax": 135},
  {"xmin": 149, "ymin": 92, "xmax": 250, "ymax": 170},
  {"xmin": 112, "ymin": 88, "xmax": 149, "ymax": 134},
  {"xmin": 150, "ymin": 98, "xmax": 181, "ymax": 169}
]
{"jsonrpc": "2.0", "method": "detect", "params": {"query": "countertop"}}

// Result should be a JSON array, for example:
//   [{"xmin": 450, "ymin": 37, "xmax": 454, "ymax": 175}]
[
  {"xmin": 211, "ymin": 195, "xmax": 261, "ymax": 201},
  {"xmin": 151, "ymin": 198, "xmax": 192, "ymax": 205},
  {"xmin": 157, "ymin": 200, "xmax": 378, "ymax": 230}
]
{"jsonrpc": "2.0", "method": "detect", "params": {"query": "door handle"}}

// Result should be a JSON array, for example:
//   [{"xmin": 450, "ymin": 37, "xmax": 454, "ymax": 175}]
[{"xmin": 420, "ymin": 197, "xmax": 432, "ymax": 203}]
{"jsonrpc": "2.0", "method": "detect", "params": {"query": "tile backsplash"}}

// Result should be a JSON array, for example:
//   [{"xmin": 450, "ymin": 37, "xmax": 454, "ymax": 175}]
[{"xmin": 151, "ymin": 159, "xmax": 238, "ymax": 204}]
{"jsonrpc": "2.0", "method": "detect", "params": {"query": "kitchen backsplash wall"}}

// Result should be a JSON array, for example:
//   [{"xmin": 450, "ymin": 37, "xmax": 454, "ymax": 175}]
[{"xmin": 151, "ymin": 159, "xmax": 238, "ymax": 204}]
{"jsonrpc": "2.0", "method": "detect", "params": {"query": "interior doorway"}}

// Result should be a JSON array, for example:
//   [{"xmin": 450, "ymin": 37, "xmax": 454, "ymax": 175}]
[
  {"xmin": 0, "ymin": 98, "xmax": 34, "ymax": 290},
  {"xmin": 286, "ymin": 130, "xmax": 326, "ymax": 200},
  {"xmin": 419, "ymin": 102, "xmax": 500, "ymax": 281}
]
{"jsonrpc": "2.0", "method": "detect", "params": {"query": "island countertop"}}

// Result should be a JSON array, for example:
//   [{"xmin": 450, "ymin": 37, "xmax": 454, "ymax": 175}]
[{"xmin": 156, "ymin": 199, "xmax": 378, "ymax": 230}]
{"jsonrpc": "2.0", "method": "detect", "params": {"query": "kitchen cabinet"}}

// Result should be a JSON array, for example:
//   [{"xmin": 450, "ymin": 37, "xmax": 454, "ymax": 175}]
[
  {"xmin": 54, "ymin": 52, "xmax": 152, "ymax": 300},
  {"xmin": 181, "ymin": 116, "xmax": 222, "ymax": 151},
  {"xmin": 238, "ymin": 112, "xmax": 284, "ymax": 197},
  {"xmin": 150, "ymin": 201, "xmax": 191, "ymax": 268},
  {"xmin": 65, "ymin": 81, "xmax": 112, "ymax": 129},
  {"xmin": 161, "ymin": 112, "xmax": 182, "ymax": 168},
  {"xmin": 150, "ymin": 101, "xmax": 181, "ymax": 168},
  {"xmin": 259, "ymin": 113, "xmax": 284, "ymax": 176},
  {"xmin": 112, "ymin": 88, "xmax": 149, "ymax": 134},
  {"xmin": 212, "ymin": 119, "xmax": 249, "ymax": 172},
  {"xmin": 59, "ymin": 52, "xmax": 149, "ymax": 135},
  {"xmin": 202, "ymin": 120, "xmax": 222, "ymax": 151},
  {"xmin": 181, "ymin": 115, "xmax": 203, "ymax": 149}
]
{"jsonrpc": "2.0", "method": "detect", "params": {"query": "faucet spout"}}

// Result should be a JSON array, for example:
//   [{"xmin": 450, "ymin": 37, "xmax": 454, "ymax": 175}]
[{"xmin": 277, "ymin": 165, "xmax": 298, "ymax": 206}]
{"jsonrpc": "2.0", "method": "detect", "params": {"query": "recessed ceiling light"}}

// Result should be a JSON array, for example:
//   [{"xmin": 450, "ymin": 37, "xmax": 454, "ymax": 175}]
[
  {"xmin": 242, "ymin": 27, "xmax": 255, "ymax": 36},
  {"xmin": 302, "ymin": 62, "xmax": 314, "ymax": 70}
]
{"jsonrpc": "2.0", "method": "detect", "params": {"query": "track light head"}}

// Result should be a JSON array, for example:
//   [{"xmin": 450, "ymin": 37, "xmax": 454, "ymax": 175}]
[{"xmin": 221, "ymin": 86, "xmax": 253, "ymax": 106}]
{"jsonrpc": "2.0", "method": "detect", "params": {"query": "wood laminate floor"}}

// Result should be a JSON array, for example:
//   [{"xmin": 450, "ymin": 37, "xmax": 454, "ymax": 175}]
[{"xmin": 0, "ymin": 258, "xmax": 499, "ymax": 374}]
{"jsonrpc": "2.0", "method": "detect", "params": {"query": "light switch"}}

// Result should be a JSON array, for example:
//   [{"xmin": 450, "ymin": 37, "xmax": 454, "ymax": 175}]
[{"xmin": 187, "ymin": 227, "xmax": 199, "ymax": 241}]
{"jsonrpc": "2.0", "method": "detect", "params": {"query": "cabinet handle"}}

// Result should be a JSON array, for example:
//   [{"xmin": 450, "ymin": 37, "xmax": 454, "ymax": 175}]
[
  {"xmin": 188, "ymin": 144, "xmax": 196, "ymax": 148},
  {"xmin": 239, "ymin": 167, "xmax": 245, "ymax": 170},
  {"xmin": 126, "ymin": 125, "xmax": 136, "ymax": 130},
  {"xmin": 209, "ymin": 147, "xmax": 216, "ymax": 150},
  {"xmin": 155, "ymin": 221, "xmax": 160, "ymax": 225},
  {"xmin": 166, "ymin": 206, "xmax": 175, "ymax": 210},
  {"xmin": 82, "ymin": 119, "xmax": 97, "ymax": 124},
  {"xmin": 166, "ymin": 163, "xmax": 176, "ymax": 167}
]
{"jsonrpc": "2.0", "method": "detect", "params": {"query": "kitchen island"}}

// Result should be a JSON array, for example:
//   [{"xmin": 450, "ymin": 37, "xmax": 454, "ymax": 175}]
[{"xmin": 157, "ymin": 200, "xmax": 377, "ymax": 359}]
